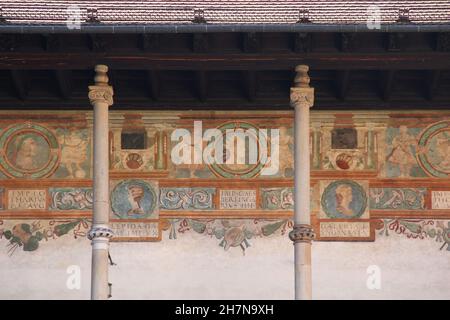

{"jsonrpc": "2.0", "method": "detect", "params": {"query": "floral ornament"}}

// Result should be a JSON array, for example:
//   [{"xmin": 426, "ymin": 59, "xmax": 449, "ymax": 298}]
[
  {"xmin": 50, "ymin": 188, "xmax": 93, "ymax": 210},
  {"xmin": 0, "ymin": 219, "xmax": 90, "ymax": 256},
  {"xmin": 369, "ymin": 188, "xmax": 426, "ymax": 210},
  {"xmin": 261, "ymin": 188, "xmax": 294, "ymax": 210},
  {"xmin": 159, "ymin": 188, "xmax": 215, "ymax": 210},
  {"xmin": 164, "ymin": 218, "xmax": 292, "ymax": 255},
  {"xmin": 375, "ymin": 219, "xmax": 450, "ymax": 251}
]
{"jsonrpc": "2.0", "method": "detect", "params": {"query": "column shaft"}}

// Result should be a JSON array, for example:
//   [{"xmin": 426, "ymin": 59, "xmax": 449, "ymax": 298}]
[
  {"xmin": 294, "ymin": 104, "xmax": 312, "ymax": 300},
  {"xmin": 295, "ymin": 104, "xmax": 310, "ymax": 226},
  {"xmin": 91, "ymin": 101, "xmax": 110, "ymax": 300},
  {"xmin": 93, "ymin": 101, "xmax": 110, "ymax": 225},
  {"xmin": 88, "ymin": 65, "xmax": 114, "ymax": 300},
  {"xmin": 289, "ymin": 64, "xmax": 315, "ymax": 301}
]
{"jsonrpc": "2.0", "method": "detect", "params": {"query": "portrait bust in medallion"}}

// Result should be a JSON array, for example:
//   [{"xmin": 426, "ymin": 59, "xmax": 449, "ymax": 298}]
[
  {"xmin": 7, "ymin": 133, "xmax": 51, "ymax": 172},
  {"xmin": 321, "ymin": 180, "xmax": 367, "ymax": 219}
]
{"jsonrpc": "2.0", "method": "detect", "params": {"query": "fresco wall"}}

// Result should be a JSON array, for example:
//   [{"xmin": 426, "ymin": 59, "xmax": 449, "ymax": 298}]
[{"xmin": 0, "ymin": 110, "xmax": 449, "ymax": 299}]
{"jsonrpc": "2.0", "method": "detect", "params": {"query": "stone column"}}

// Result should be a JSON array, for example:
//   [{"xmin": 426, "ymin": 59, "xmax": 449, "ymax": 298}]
[
  {"xmin": 289, "ymin": 65, "xmax": 315, "ymax": 300},
  {"xmin": 88, "ymin": 65, "xmax": 114, "ymax": 300}
]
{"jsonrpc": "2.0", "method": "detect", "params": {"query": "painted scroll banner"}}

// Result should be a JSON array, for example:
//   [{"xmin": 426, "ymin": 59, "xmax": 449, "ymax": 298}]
[
  {"xmin": 110, "ymin": 220, "xmax": 160, "ymax": 242},
  {"xmin": 318, "ymin": 221, "xmax": 373, "ymax": 241}
]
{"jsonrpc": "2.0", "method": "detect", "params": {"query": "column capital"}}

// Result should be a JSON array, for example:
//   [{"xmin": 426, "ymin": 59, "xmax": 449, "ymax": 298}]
[
  {"xmin": 289, "ymin": 224, "xmax": 315, "ymax": 243},
  {"xmin": 290, "ymin": 64, "xmax": 314, "ymax": 108},
  {"xmin": 290, "ymin": 87, "xmax": 314, "ymax": 108},
  {"xmin": 88, "ymin": 65, "xmax": 114, "ymax": 106}
]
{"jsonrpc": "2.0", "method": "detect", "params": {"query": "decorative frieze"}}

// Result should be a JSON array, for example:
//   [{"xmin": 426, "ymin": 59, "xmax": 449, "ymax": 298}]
[
  {"xmin": 261, "ymin": 187, "xmax": 294, "ymax": 210},
  {"xmin": 369, "ymin": 188, "xmax": 426, "ymax": 210},
  {"xmin": 49, "ymin": 188, "xmax": 93, "ymax": 211},
  {"xmin": 160, "ymin": 188, "xmax": 215, "ymax": 210},
  {"xmin": 0, "ymin": 111, "xmax": 448, "ymax": 248}
]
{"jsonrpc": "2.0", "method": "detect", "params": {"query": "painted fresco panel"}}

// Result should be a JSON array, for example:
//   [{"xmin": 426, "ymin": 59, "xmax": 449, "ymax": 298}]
[
  {"xmin": 0, "ymin": 110, "xmax": 447, "ymax": 247},
  {"xmin": 54, "ymin": 128, "xmax": 91, "ymax": 179},
  {"xmin": 385, "ymin": 126, "xmax": 426, "ymax": 178}
]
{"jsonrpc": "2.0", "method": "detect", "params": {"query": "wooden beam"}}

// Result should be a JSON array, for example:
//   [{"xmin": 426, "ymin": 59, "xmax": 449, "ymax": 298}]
[
  {"xmin": 244, "ymin": 71, "xmax": 257, "ymax": 102},
  {"xmin": 0, "ymin": 34, "xmax": 16, "ymax": 52},
  {"xmin": 1, "ymin": 52, "xmax": 450, "ymax": 70},
  {"xmin": 10, "ymin": 70, "xmax": 28, "ymax": 100},
  {"xmin": 196, "ymin": 70, "xmax": 208, "ymax": 102},
  {"xmin": 54, "ymin": 70, "xmax": 72, "ymax": 99},
  {"xmin": 193, "ymin": 34, "xmax": 208, "ymax": 53},
  {"xmin": 0, "ymin": 97, "xmax": 449, "ymax": 111},
  {"xmin": 43, "ymin": 34, "xmax": 60, "ymax": 52},
  {"xmin": 242, "ymin": 33, "xmax": 260, "ymax": 53},
  {"xmin": 340, "ymin": 33, "xmax": 357, "ymax": 52},
  {"xmin": 141, "ymin": 34, "xmax": 159, "ymax": 52},
  {"xmin": 379, "ymin": 70, "xmax": 396, "ymax": 101},
  {"xmin": 425, "ymin": 70, "xmax": 441, "ymax": 100},
  {"xmin": 335, "ymin": 70, "xmax": 351, "ymax": 100},
  {"xmin": 104, "ymin": 70, "xmax": 117, "ymax": 99},
  {"xmin": 147, "ymin": 70, "xmax": 160, "ymax": 101},
  {"xmin": 386, "ymin": 33, "xmax": 407, "ymax": 52},
  {"xmin": 436, "ymin": 33, "xmax": 450, "ymax": 52},
  {"xmin": 293, "ymin": 33, "xmax": 312, "ymax": 53},
  {"xmin": 89, "ymin": 34, "xmax": 107, "ymax": 52}
]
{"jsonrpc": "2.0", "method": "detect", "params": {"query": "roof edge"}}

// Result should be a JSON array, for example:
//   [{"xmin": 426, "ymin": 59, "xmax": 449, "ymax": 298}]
[{"xmin": 1, "ymin": 23, "xmax": 450, "ymax": 33}]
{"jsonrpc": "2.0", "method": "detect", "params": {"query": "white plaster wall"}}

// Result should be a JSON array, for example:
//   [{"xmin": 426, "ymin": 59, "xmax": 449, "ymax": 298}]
[{"xmin": 0, "ymin": 232, "xmax": 449, "ymax": 299}]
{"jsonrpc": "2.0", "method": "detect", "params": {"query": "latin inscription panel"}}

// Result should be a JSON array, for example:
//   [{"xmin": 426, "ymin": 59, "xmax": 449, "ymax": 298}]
[
  {"xmin": 8, "ymin": 189, "xmax": 47, "ymax": 210},
  {"xmin": 220, "ymin": 190, "xmax": 257, "ymax": 210}
]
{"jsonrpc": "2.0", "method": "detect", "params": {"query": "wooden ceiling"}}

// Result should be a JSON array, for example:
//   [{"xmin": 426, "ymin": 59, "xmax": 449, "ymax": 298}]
[{"xmin": 0, "ymin": 31, "xmax": 449, "ymax": 110}]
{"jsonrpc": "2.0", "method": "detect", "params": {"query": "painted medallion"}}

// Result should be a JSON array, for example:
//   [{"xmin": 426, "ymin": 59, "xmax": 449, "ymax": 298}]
[
  {"xmin": 417, "ymin": 120, "xmax": 450, "ymax": 178},
  {"xmin": 0, "ymin": 123, "xmax": 60, "ymax": 179},
  {"xmin": 321, "ymin": 180, "xmax": 368, "ymax": 219}
]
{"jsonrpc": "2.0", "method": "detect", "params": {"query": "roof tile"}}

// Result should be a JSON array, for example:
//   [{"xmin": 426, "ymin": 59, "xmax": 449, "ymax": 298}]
[{"xmin": 0, "ymin": 1, "xmax": 448, "ymax": 25}]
